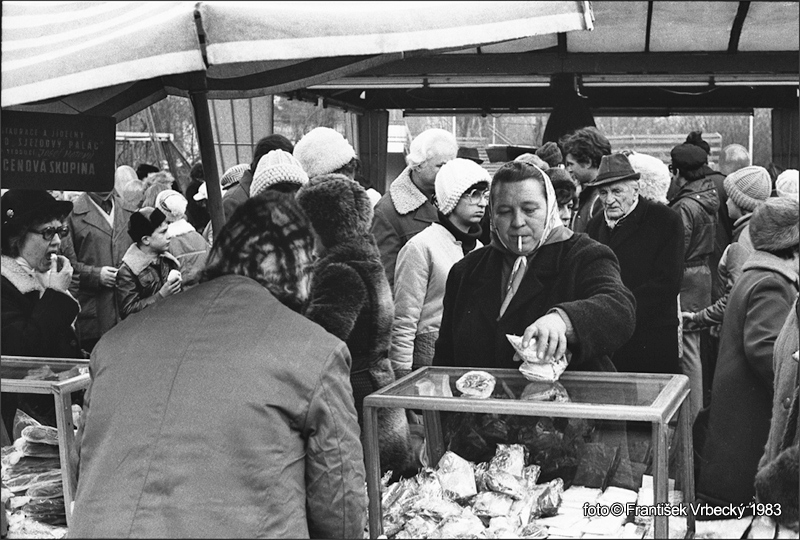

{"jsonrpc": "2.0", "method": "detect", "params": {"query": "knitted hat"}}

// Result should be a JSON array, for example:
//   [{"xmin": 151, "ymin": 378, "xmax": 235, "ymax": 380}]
[
  {"xmin": 776, "ymin": 169, "xmax": 799, "ymax": 201},
  {"xmin": 434, "ymin": 158, "xmax": 491, "ymax": 215},
  {"xmin": 627, "ymin": 152, "xmax": 671, "ymax": 204},
  {"xmin": 203, "ymin": 192, "xmax": 314, "ymax": 313},
  {"xmin": 220, "ymin": 163, "xmax": 250, "ymax": 189},
  {"xmin": 749, "ymin": 197, "xmax": 799, "ymax": 252},
  {"xmin": 536, "ymin": 141, "xmax": 563, "ymax": 169},
  {"xmin": 250, "ymin": 150, "xmax": 309, "ymax": 197},
  {"xmin": 128, "ymin": 207, "xmax": 166, "ymax": 243},
  {"xmin": 296, "ymin": 174, "xmax": 372, "ymax": 248},
  {"xmin": 670, "ymin": 143, "xmax": 707, "ymax": 172},
  {"xmin": 293, "ymin": 127, "xmax": 356, "ymax": 178},
  {"xmin": 155, "ymin": 189, "xmax": 188, "ymax": 222},
  {"xmin": 723, "ymin": 165, "xmax": 772, "ymax": 212}
]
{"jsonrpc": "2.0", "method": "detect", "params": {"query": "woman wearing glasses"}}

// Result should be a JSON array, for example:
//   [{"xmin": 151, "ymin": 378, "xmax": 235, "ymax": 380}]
[
  {"xmin": 1, "ymin": 189, "xmax": 83, "ymax": 438},
  {"xmin": 390, "ymin": 158, "xmax": 490, "ymax": 379}
]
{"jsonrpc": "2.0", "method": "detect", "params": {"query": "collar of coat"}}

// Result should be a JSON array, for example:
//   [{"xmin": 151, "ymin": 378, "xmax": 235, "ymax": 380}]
[
  {"xmin": 743, "ymin": 250, "xmax": 800, "ymax": 287},
  {"xmin": 1, "ymin": 255, "xmax": 81, "ymax": 312},
  {"xmin": 73, "ymin": 191, "xmax": 136, "ymax": 215},
  {"xmin": 389, "ymin": 167, "xmax": 430, "ymax": 215},
  {"xmin": 121, "ymin": 244, "xmax": 179, "ymax": 276}
]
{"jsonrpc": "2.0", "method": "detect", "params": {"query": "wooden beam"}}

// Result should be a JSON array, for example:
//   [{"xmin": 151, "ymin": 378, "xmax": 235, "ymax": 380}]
[
  {"xmin": 728, "ymin": 2, "xmax": 751, "ymax": 54},
  {"xmin": 645, "ymin": 2, "xmax": 654, "ymax": 53}
]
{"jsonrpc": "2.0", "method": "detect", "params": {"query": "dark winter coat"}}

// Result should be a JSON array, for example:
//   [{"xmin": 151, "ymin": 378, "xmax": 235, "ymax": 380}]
[
  {"xmin": 704, "ymin": 166, "xmax": 732, "ymax": 303},
  {"xmin": 433, "ymin": 234, "xmax": 637, "ymax": 372},
  {"xmin": 61, "ymin": 192, "xmax": 134, "ymax": 342},
  {"xmin": 587, "ymin": 196, "xmax": 684, "ymax": 374},
  {"xmin": 70, "ymin": 275, "xmax": 366, "ymax": 538},
  {"xmin": 303, "ymin": 233, "xmax": 415, "ymax": 475},
  {"xmin": 697, "ymin": 251, "xmax": 799, "ymax": 506},
  {"xmin": 115, "ymin": 244, "xmax": 180, "ymax": 320},
  {"xmin": 571, "ymin": 187, "xmax": 603, "ymax": 234},
  {"xmin": 668, "ymin": 176, "xmax": 719, "ymax": 312}
]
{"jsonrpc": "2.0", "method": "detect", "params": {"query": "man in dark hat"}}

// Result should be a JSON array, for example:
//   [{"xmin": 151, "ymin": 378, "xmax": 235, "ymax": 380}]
[
  {"xmin": 668, "ymin": 142, "xmax": 720, "ymax": 423},
  {"xmin": 587, "ymin": 154, "xmax": 685, "ymax": 375},
  {"xmin": 457, "ymin": 146, "xmax": 484, "ymax": 165}
]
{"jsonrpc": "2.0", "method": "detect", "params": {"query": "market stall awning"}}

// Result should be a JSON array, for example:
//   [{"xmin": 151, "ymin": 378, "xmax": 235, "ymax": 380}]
[{"xmin": 2, "ymin": 1, "xmax": 594, "ymax": 117}]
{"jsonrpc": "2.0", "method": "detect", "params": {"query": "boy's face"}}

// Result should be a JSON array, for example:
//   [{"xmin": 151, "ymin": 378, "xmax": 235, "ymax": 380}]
[{"xmin": 145, "ymin": 222, "xmax": 171, "ymax": 253}]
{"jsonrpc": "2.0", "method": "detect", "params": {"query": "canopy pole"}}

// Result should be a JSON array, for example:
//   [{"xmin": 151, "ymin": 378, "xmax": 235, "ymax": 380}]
[{"xmin": 190, "ymin": 90, "xmax": 226, "ymax": 237}]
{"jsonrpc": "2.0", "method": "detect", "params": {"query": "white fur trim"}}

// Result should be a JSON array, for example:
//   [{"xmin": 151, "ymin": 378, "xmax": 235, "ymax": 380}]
[
  {"xmin": 1, "ymin": 255, "xmax": 42, "ymax": 295},
  {"xmin": 167, "ymin": 219, "xmax": 197, "ymax": 238},
  {"xmin": 389, "ymin": 168, "xmax": 428, "ymax": 215}
]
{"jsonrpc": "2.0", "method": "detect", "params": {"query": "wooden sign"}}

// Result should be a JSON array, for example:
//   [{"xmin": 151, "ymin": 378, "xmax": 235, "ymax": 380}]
[{"xmin": 1, "ymin": 110, "xmax": 115, "ymax": 192}]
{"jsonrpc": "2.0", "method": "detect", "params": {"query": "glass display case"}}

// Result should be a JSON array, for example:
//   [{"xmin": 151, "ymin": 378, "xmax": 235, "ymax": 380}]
[
  {"xmin": 1, "ymin": 355, "xmax": 91, "ymax": 525},
  {"xmin": 363, "ymin": 367, "xmax": 693, "ymax": 539}
]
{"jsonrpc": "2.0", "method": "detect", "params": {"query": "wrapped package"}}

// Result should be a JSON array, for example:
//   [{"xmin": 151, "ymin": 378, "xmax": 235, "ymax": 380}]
[
  {"xmin": 521, "ymin": 465, "xmax": 541, "ymax": 488},
  {"xmin": 518, "ymin": 522, "xmax": 548, "ymax": 539},
  {"xmin": 13, "ymin": 439, "xmax": 59, "ymax": 459},
  {"xmin": 520, "ymin": 382, "xmax": 570, "ymax": 403},
  {"xmin": 506, "ymin": 335, "xmax": 570, "ymax": 382},
  {"xmin": 509, "ymin": 493, "xmax": 535, "ymax": 527},
  {"xmin": 488, "ymin": 516, "xmax": 519, "ymax": 538},
  {"xmin": 489, "ymin": 444, "xmax": 526, "ymax": 477},
  {"xmin": 473, "ymin": 491, "xmax": 515, "ymax": 518},
  {"xmin": 416, "ymin": 497, "xmax": 464, "ymax": 522},
  {"xmin": 21, "ymin": 426, "xmax": 58, "ymax": 446},
  {"xmin": 530, "ymin": 478, "xmax": 564, "ymax": 519},
  {"xmin": 26, "ymin": 479, "xmax": 63, "ymax": 499},
  {"xmin": 397, "ymin": 514, "xmax": 438, "ymax": 538},
  {"xmin": 22, "ymin": 496, "xmax": 67, "ymax": 526},
  {"xmin": 456, "ymin": 371, "xmax": 496, "ymax": 399},
  {"xmin": 429, "ymin": 508, "xmax": 486, "ymax": 539},
  {"xmin": 2, "ymin": 457, "xmax": 61, "ymax": 481},
  {"xmin": 436, "ymin": 451, "xmax": 477, "ymax": 501},
  {"xmin": 484, "ymin": 469, "xmax": 527, "ymax": 500},
  {"xmin": 473, "ymin": 461, "xmax": 490, "ymax": 492}
]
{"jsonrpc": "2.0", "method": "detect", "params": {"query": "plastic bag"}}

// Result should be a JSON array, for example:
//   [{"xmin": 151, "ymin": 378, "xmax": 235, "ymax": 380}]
[
  {"xmin": 520, "ymin": 382, "xmax": 570, "ymax": 402},
  {"xmin": 530, "ymin": 478, "xmax": 563, "ymax": 519},
  {"xmin": 489, "ymin": 444, "xmax": 527, "ymax": 477},
  {"xmin": 472, "ymin": 491, "xmax": 515, "ymax": 518},
  {"xmin": 521, "ymin": 465, "xmax": 541, "ymax": 488},
  {"xmin": 506, "ymin": 334, "xmax": 570, "ymax": 382},
  {"xmin": 21, "ymin": 426, "xmax": 58, "ymax": 446},
  {"xmin": 12, "ymin": 410, "xmax": 41, "ymax": 442},
  {"xmin": 456, "ymin": 371, "xmax": 496, "ymax": 399},
  {"xmin": 429, "ymin": 509, "xmax": 485, "ymax": 539},
  {"xmin": 484, "ymin": 469, "xmax": 527, "ymax": 500},
  {"xmin": 436, "ymin": 451, "xmax": 477, "ymax": 501}
]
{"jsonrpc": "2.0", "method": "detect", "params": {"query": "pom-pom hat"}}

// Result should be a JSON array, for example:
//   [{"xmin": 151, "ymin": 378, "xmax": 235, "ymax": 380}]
[
  {"xmin": 749, "ymin": 197, "xmax": 800, "ymax": 252},
  {"xmin": 723, "ymin": 166, "xmax": 772, "ymax": 212},
  {"xmin": 434, "ymin": 158, "xmax": 491, "ymax": 215},
  {"xmin": 293, "ymin": 127, "xmax": 356, "ymax": 178},
  {"xmin": 251, "ymin": 150, "xmax": 309, "ymax": 197}
]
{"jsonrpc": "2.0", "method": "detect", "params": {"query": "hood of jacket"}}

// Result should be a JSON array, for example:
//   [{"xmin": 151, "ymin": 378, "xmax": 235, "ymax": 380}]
[{"xmin": 670, "ymin": 176, "xmax": 719, "ymax": 215}]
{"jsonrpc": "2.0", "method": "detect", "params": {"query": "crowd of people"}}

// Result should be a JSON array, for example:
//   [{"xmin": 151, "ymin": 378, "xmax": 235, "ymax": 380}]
[{"xmin": 1, "ymin": 124, "xmax": 798, "ymax": 536}]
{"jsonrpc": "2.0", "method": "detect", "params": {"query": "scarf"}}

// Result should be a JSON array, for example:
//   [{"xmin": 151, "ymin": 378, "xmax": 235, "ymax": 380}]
[
  {"xmin": 437, "ymin": 210, "xmax": 482, "ymax": 256},
  {"xmin": 488, "ymin": 166, "xmax": 573, "ymax": 317}
]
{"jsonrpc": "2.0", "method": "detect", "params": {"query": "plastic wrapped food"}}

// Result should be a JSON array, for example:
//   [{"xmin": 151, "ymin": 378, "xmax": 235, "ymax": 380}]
[
  {"xmin": 473, "ymin": 461, "xmax": 490, "ymax": 492},
  {"xmin": 22, "ymin": 496, "xmax": 67, "ymax": 526},
  {"xmin": 489, "ymin": 444, "xmax": 526, "ymax": 477},
  {"xmin": 2, "ymin": 457, "xmax": 61, "ymax": 481},
  {"xmin": 521, "ymin": 465, "xmax": 541, "ymax": 488},
  {"xmin": 13, "ymin": 439, "xmax": 59, "ymax": 459},
  {"xmin": 488, "ymin": 516, "xmax": 518, "ymax": 538},
  {"xmin": 520, "ymin": 382, "xmax": 570, "ymax": 402},
  {"xmin": 473, "ymin": 491, "xmax": 515, "ymax": 518},
  {"xmin": 429, "ymin": 509, "xmax": 486, "ymax": 539},
  {"xmin": 436, "ymin": 451, "xmax": 477, "ymax": 501},
  {"xmin": 530, "ymin": 478, "xmax": 564, "ymax": 519},
  {"xmin": 417, "ymin": 497, "xmax": 464, "ymax": 522},
  {"xmin": 397, "ymin": 515, "xmax": 438, "ymax": 538},
  {"xmin": 484, "ymin": 469, "xmax": 527, "ymax": 500},
  {"xmin": 506, "ymin": 334, "xmax": 570, "ymax": 382},
  {"xmin": 26, "ymin": 479, "xmax": 63, "ymax": 499},
  {"xmin": 518, "ymin": 523, "xmax": 548, "ymax": 539},
  {"xmin": 456, "ymin": 371, "xmax": 496, "ymax": 399},
  {"xmin": 21, "ymin": 426, "xmax": 58, "ymax": 446}
]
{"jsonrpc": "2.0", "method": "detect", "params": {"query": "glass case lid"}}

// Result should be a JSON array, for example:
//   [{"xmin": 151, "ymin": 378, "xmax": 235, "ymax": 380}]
[{"xmin": 1, "ymin": 356, "xmax": 89, "ymax": 383}]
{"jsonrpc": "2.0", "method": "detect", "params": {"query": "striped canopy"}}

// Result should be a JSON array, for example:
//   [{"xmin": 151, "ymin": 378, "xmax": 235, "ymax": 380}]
[{"xmin": 2, "ymin": 1, "xmax": 594, "ymax": 119}]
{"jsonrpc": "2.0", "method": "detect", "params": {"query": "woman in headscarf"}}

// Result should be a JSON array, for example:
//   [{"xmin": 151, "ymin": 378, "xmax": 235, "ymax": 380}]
[{"xmin": 433, "ymin": 160, "xmax": 636, "ymax": 371}]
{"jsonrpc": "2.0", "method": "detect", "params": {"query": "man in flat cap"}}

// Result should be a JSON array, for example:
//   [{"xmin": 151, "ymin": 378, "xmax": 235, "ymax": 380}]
[
  {"xmin": 668, "ymin": 142, "xmax": 720, "ymax": 423},
  {"xmin": 587, "ymin": 154, "xmax": 685, "ymax": 376}
]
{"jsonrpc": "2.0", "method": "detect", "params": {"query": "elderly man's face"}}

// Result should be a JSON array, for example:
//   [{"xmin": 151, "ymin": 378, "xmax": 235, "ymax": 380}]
[
  {"xmin": 492, "ymin": 178, "xmax": 548, "ymax": 254},
  {"xmin": 597, "ymin": 180, "xmax": 639, "ymax": 221},
  {"xmin": 415, "ymin": 142, "xmax": 456, "ymax": 192}
]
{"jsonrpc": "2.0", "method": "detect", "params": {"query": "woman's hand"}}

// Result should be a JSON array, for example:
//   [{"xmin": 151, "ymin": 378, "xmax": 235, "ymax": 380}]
[
  {"xmin": 47, "ymin": 255, "xmax": 73, "ymax": 292},
  {"xmin": 521, "ymin": 312, "xmax": 567, "ymax": 363}
]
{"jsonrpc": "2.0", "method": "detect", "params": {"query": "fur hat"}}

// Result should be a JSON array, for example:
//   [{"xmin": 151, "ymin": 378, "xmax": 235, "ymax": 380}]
[
  {"xmin": 202, "ymin": 192, "xmax": 314, "ymax": 313},
  {"xmin": 293, "ymin": 127, "xmax": 356, "ymax": 178},
  {"xmin": 128, "ymin": 207, "xmax": 166, "ymax": 243},
  {"xmin": 434, "ymin": 158, "xmax": 491, "ymax": 215},
  {"xmin": 155, "ymin": 189, "xmax": 188, "ymax": 222},
  {"xmin": 627, "ymin": 152, "xmax": 671, "ymax": 204},
  {"xmin": 724, "ymin": 166, "xmax": 772, "ymax": 212},
  {"xmin": 536, "ymin": 141, "xmax": 563, "ymax": 169},
  {"xmin": 749, "ymin": 197, "xmax": 800, "ymax": 252},
  {"xmin": 220, "ymin": 163, "xmax": 249, "ymax": 190},
  {"xmin": 250, "ymin": 150, "xmax": 309, "ymax": 197},
  {"xmin": 296, "ymin": 174, "xmax": 372, "ymax": 248},
  {"xmin": 670, "ymin": 143, "xmax": 707, "ymax": 172},
  {"xmin": 776, "ymin": 169, "xmax": 799, "ymax": 201}
]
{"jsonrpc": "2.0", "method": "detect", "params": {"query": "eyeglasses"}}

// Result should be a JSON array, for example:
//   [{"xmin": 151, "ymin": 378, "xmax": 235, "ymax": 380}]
[
  {"xmin": 30, "ymin": 225, "xmax": 69, "ymax": 241},
  {"xmin": 462, "ymin": 188, "xmax": 490, "ymax": 205}
]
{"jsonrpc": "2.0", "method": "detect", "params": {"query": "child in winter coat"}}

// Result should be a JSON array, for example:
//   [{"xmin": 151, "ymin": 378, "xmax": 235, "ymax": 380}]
[
  {"xmin": 116, "ymin": 207, "xmax": 181, "ymax": 319},
  {"xmin": 155, "ymin": 189, "xmax": 210, "ymax": 287}
]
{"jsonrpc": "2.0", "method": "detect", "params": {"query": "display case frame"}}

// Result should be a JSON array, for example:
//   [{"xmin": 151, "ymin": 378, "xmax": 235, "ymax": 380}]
[
  {"xmin": 363, "ymin": 367, "xmax": 693, "ymax": 539},
  {"xmin": 1, "ymin": 355, "xmax": 91, "ymax": 526}
]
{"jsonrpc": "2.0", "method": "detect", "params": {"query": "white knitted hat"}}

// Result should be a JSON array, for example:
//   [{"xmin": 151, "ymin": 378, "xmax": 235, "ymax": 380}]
[
  {"xmin": 155, "ymin": 189, "xmax": 188, "ymax": 222},
  {"xmin": 724, "ymin": 165, "xmax": 772, "ymax": 212},
  {"xmin": 293, "ymin": 127, "xmax": 356, "ymax": 178},
  {"xmin": 776, "ymin": 169, "xmax": 799, "ymax": 201},
  {"xmin": 220, "ymin": 163, "xmax": 250, "ymax": 189},
  {"xmin": 435, "ymin": 158, "xmax": 491, "ymax": 215},
  {"xmin": 250, "ymin": 149, "xmax": 309, "ymax": 197}
]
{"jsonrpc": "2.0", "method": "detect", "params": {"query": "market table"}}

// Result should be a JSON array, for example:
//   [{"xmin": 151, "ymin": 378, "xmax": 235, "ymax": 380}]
[{"xmin": 363, "ymin": 367, "xmax": 693, "ymax": 539}]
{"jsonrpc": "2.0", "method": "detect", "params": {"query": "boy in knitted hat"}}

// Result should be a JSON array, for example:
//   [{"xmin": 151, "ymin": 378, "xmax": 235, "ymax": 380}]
[
  {"xmin": 156, "ymin": 189, "xmax": 210, "ymax": 287},
  {"xmin": 116, "ymin": 207, "xmax": 182, "ymax": 319},
  {"xmin": 391, "ymin": 158, "xmax": 490, "ymax": 377},
  {"xmin": 293, "ymin": 127, "xmax": 357, "ymax": 179}
]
